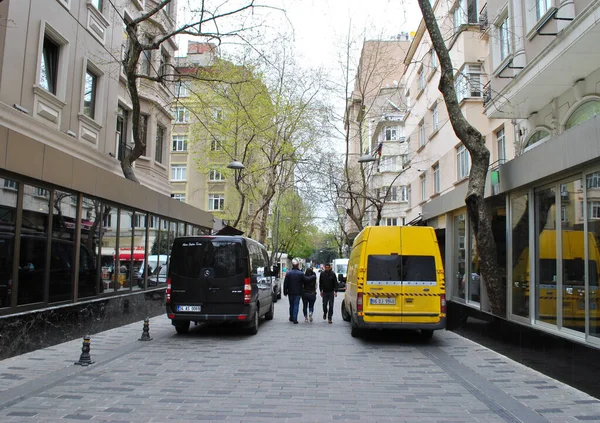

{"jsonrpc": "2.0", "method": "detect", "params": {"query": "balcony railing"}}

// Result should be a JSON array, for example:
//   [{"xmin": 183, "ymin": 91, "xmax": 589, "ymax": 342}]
[
  {"xmin": 483, "ymin": 81, "xmax": 492, "ymax": 107},
  {"xmin": 479, "ymin": 3, "xmax": 488, "ymax": 31}
]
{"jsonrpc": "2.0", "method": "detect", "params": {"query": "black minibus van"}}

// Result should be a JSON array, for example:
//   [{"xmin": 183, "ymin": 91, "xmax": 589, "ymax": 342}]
[{"xmin": 166, "ymin": 236, "xmax": 276, "ymax": 335}]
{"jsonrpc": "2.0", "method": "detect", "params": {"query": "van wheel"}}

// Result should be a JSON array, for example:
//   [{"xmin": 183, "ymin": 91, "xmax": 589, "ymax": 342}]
[
  {"xmin": 174, "ymin": 321, "xmax": 190, "ymax": 334},
  {"xmin": 265, "ymin": 300, "xmax": 275, "ymax": 320},
  {"xmin": 245, "ymin": 310, "xmax": 259, "ymax": 335},
  {"xmin": 420, "ymin": 329, "xmax": 434, "ymax": 341},
  {"xmin": 341, "ymin": 300, "xmax": 351, "ymax": 322},
  {"xmin": 350, "ymin": 313, "xmax": 362, "ymax": 338}
]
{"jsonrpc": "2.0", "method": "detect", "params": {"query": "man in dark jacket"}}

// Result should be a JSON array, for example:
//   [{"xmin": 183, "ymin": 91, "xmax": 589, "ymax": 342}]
[
  {"xmin": 319, "ymin": 263, "xmax": 338, "ymax": 323},
  {"xmin": 283, "ymin": 259, "xmax": 315, "ymax": 324}
]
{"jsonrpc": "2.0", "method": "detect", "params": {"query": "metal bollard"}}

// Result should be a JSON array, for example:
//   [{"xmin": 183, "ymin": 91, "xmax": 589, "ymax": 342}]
[
  {"xmin": 139, "ymin": 317, "xmax": 153, "ymax": 341},
  {"xmin": 74, "ymin": 335, "xmax": 95, "ymax": 366}
]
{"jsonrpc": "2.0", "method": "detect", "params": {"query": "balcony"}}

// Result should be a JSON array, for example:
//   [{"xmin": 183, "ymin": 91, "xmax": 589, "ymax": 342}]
[
  {"xmin": 479, "ymin": 3, "xmax": 488, "ymax": 31},
  {"xmin": 483, "ymin": 81, "xmax": 492, "ymax": 107},
  {"xmin": 486, "ymin": 4, "xmax": 600, "ymax": 118}
]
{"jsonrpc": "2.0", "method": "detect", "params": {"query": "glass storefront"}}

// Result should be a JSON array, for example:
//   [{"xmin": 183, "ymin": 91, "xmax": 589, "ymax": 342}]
[
  {"xmin": 534, "ymin": 186, "xmax": 557, "ymax": 326},
  {"xmin": 0, "ymin": 172, "xmax": 210, "ymax": 316},
  {"xmin": 586, "ymin": 171, "xmax": 600, "ymax": 338},
  {"xmin": 454, "ymin": 214, "xmax": 466, "ymax": 300}
]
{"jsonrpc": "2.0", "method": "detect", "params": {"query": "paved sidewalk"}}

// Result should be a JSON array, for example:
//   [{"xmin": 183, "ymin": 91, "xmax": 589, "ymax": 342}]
[{"xmin": 0, "ymin": 297, "xmax": 599, "ymax": 422}]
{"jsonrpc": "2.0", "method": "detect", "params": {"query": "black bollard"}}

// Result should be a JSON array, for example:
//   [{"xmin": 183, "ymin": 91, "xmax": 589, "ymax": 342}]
[
  {"xmin": 74, "ymin": 335, "xmax": 95, "ymax": 366},
  {"xmin": 139, "ymin": 317, "xmax": 153, "ymax": 341}
]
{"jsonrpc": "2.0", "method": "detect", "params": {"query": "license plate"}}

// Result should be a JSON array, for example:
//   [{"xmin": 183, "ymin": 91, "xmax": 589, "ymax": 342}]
[
  {"xmin": 370, "ymin": 298, "xmax": 396, "ymax": 305},
  {"xmin": 177, "ymin": 305, "xmax": 201, "ymax": 312}
]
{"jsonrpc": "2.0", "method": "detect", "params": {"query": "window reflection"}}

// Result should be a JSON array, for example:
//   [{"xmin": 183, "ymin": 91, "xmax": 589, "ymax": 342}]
[
  {"xmin": 100, "ymin": 204, "xmax": 115, "ymax": 293},
  {"xmin": 454, "ymin": 214, "xmax": 466, "ymax": 300},
  {"xmin": 535, "ymin": 186, "xmax": 557, "ymax": 325},
  {"xmin": 132, "ymin": 211, "xmax": 147, "ymax": 291},
  {"xmin": 79, "ymin": 197, "xmax": 101, "ymax": 299},
  {"xmin": 49, "ymin": 190, "xmax": 78, "ymax": 303},
  {"xmin": 511, "ymin": 194, "xmax": 530, "ymax": 318},
  {"xmin": 117, "ymin": 209, "xmax": 134, "ymax": 291},
  {"xmin": 0, "ymin": 178, "xmax": 19, "ymax": 308},
  {"xmin": 587, "ymin": 171, "xmax": 600, "ymax": 338},
  {"xmin": 468, "ymin": 230, "xmax": 480, "ymax": 303}
]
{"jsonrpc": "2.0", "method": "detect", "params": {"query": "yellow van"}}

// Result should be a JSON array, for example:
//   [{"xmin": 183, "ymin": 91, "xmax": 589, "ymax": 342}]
[
  {"xmin": 341, "ymin": 226, "xmax": 446, "ymax": 339},
  {"xmin": 513, "ymin": 230, "xmax": 600, "ymax": 327}
]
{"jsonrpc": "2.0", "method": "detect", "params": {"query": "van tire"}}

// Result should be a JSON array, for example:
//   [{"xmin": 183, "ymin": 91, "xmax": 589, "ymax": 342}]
[
  {"xmin": 174, "ymin": 321, "xmax": 190, "ymax": 334},
  {"xmin": 341, "ymin": 300, "xmax": 351, "ymax": 322},
  {"xmin": 420, "ymin": 329, "xmax": 434, "ymax": 340},
  {"xmin": 245, "ymin": 309, "xmax": 259, "ymax": 335},
  {"xmin": 265, "ymin": 300, "xmax": 274, "ymax": 320},
  {"xmin": 350, "ymin": 313, "xmax": 362, "ymax": 338}
]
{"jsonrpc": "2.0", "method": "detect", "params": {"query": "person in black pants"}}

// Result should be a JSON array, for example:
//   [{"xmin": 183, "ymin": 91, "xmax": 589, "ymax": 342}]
[
  {"xmin": 284, "ymin": 259, "xmax": 316, "ymax": 324},
  {"xmin": 302, "ymin": 268, "xmax": 317, "ymax": 323},
  {"xmin": 319, "ymin": 263, "xmax": 338, "ymax": 323}
]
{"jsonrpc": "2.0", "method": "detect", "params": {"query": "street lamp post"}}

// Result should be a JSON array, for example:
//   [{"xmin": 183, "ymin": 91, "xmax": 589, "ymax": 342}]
[{"xmin": 226, "ymin": 160, "xmax": 245, "ymax": 228}]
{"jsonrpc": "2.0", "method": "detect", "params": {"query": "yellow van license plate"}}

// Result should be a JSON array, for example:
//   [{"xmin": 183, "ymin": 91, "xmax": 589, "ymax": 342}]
[
  {"xmin": 177, "ymin": 305, "xmax": 202, "ymax": 312},
  {"xmin": 370, "ymin": 298, "xmax": 395, "ymax": 305}
]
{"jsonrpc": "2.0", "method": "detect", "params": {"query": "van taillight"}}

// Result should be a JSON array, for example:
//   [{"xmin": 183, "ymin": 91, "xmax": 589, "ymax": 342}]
[
  {"xmin": 357, "ymin": 292, "xmax": 363, "ymax": 313},
  {"xmin": 244, "ymin": 277, "xmax": 252, "ymax": 304},
  {"xmin": 166, "ymin": 278, "xmax": 172, "ymax": 304},
  {"xmin": 440, "ymin": 294, "xmax": 446, "ymax": 314}
]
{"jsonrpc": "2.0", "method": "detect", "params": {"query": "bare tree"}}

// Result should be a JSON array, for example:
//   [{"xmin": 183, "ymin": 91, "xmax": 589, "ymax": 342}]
[
  {"xmin": 116, "ymin": 0, "xmax": 261, "ymax": 182},
  {"xmin": 417, "ymin": 0, "xmax": 504, "ymax": 315}
]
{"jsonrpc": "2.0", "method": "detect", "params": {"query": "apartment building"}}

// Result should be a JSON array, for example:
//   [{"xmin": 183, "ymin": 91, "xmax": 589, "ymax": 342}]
[
  {"xmin": 476, "ymin": 0, "xmax": 600, "ymax": 346},
  {"xmin": 0, "ymin": 0, "xmax": 214, "ymax": 351},
  {"xmin": 344, "ymin": 37, "xmax": 411, "ymax": 241}
]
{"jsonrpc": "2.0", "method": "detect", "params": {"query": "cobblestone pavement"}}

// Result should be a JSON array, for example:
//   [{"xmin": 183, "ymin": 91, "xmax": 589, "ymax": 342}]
[{"xmin": 1, "ymin": 295, "xmax": 599, "ymax": 423}]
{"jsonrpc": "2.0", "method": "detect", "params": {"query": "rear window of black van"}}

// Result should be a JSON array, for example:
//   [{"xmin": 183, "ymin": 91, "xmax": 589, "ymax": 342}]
[
  {"xmin": 170, "ymin": 239, "xmax": 244, "ymax": 279},
  {"xmin": 367, "ymin": 255, "xmax": 436, "ymax": 281}
]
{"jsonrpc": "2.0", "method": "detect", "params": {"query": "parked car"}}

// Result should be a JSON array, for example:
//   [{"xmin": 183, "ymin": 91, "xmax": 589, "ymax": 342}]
[
  {"xmin": 332, "ymin": 258, "xmax": 349, "ymax": 292},
  {"xmin": 166, "ymin": 236, "xmax": 278, "ymax": 335}
]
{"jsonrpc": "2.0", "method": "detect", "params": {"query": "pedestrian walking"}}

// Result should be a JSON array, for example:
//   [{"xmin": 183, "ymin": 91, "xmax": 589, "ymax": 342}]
[
  {"xmin": 319, "ymin": 263, "xmax": 338, "ymax": 324},
  {"xmin": 283, "ymin": 259, "xmax": 316, "ymax": 324},
  {"xmin": 302, "ymin": 268, "xmax": 317, "ymax": 323}
]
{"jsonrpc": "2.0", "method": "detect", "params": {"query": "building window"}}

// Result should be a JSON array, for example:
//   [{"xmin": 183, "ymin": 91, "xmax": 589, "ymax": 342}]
[
  {"xmin": 430, "ymin": 49, "xmax": 437, "ymax": 70},
  {"xmin": 456, "ymin": 64, "xmax": 482, "ymax": 103},
  {"xmin": 587, "ymin": 172, "xmax": 600, "ymax": 189},
  {"xmin": 103, "ymin": 213, "xmax": 112, "ymax": 228},
  {"xmin": 35, "ymin": 187, "xmax": 50, "ymax": 197},
  {"xmin": 159, "ymin": 50, "xmax": 169, "ymax": 80},
  {"xmin": 457, "ymin": 144, "xmax": 470, "ymax": 180},
  {"xmin": 496, "ymin": 127, "xmax": 506, "ymax": 164},
  {"xmin": 420, "ymin": 173, "xmax": 427, "ymax": 202},
  {"xmin": 499, "ymin": 15, "xmax": 510, "ymax": 61},
  {"xmin": 210, "ymin": 137, "xmax": 221, "ymax": 151},
  {"xmin": 401, "ymin": 154, "xmax": 409, "ymax": 169},
  {"xmin": 173, "ymin": 107, "xmax": 190, "ymax": 124},
  {"xmin": 386, "ymin": 187, "xmax": 398, "ymax": 202},
  {"xmin": 116, "ymin": 105, "xmax": 129, "ymax": 160},
  {"xmin": 140, "ymin": 114, "xmax": 149, "ymax": 156},
  {"xmin": 400, "ymin": 185, "xmax": 408, "ymax": 202},
  {"xmin": 149, "ymin": 215, "xmax": 158, "ymax": 228},
  {"xmin": 385, "ymin": 126, "xmax": 400, "ymax": 141},
  {"xmin": 208, "ymin": 194, "xmax": 225, "ymax": 211},
  {"xmin": 536, "ymin": 0, "xmax": 551, "ymax": 21},
  {"xmin": 40, "ymin": 35, "xmax": 60, "ymax": 94},
  {"xmin": 525, "ymin": 129, "xmax": 551, "ymax": 150},
  {"xmin": 91, "ymin": 0, "xmax": 103, "ymax": 11},
  {"xmin": 453, "ymin": 3, "xmax": 466, "ymax": 30},
  {"xmin": 155, "ymin": 124, "xmax": 165, "ymax": 163},
  {"xmin": 433, "ymin": 163, "xmax": 440, "ymax": 194},
  {"xmin": 209, "ymin": 169, "xmax": 224, "ymax": 181},
  {"xmin": 4, "ymin": 179, "xmax": 18, "ymax": 190},
  {"xmin": 407, "ymin": 185, "xmax": 412, "ymax": 208},
  {"xmin": 565, "ymin": 100, "xmax": 600, "ymax": 130},
  {"xmin": 140, "ymin": 50, "xmax": 151, "ymax": 76},
  {"xmin": 171, "ymin": 193, "xmax": 186, "ymax": 202},
  {"xmin": 121, "ymin": 20, "xmax": 129, "ymax": 74},
  {"xmin": 589, "ymin": 201, "xmax": 600, "ymax": 219},
  {"xmin": 419, "ymin": 121, "xmax": 426, "ymax": 147},
  {"xmin": 172, "ymin": 135, "xmax": 188, "ymax": 152},
  {"xmin": 171, "ymin": 164, "xmax": 187, "ymax": 181},
  {"xmin": 432, "ymin": 103, "xmax": 439, "ymax": 132},
  {"xmin": 134, "ymin": 214, "xmax": 146, "ymax": 228},
  {"xmin": 418, "ymin": 68, "xmax": 425, "ymax": 91},
  {"xmin": 83, "ymin": 68, "xmax": 98, "ymax": 119},
  {"xmin": 176, "ymin": 81, "xmax": 190, "ymax": 97},
  {"xmin": 379, "ymin": 156, "xmax": 398, "ymax": 173},
  {"xmin": 406, "ymin": 90, "xmax": 411, "ymax": 108},
  {"xmin": 384, "ymin": 218, "xmax": 398, "ymax": 226}
]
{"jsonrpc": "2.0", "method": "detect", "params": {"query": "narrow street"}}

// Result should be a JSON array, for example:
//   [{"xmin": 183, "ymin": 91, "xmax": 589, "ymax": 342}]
[{"xmin": 1, "ymin": 297, "xmax": 599, "ymax": 423}]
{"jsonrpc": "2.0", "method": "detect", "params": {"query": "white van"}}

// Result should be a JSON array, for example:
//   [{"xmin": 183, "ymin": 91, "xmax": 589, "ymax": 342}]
[{"xmin": 332, "ymin": 258, "xmax": 349, "ymax": 291}]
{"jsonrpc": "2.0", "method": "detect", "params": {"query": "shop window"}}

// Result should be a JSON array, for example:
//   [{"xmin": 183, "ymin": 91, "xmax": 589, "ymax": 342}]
[
  {"xmin": 79, "ymin": 197, "xmax": 102, "ymax": 299},
  {"xmin": 454, "ymin": 214, "xmax": 466, "ymax": 300},
  {"xmin": 586, "ymin": 171, "xmax": 600, "ymax": 338},
  {"xmin": 0, "ymin": 177, "xmax": 19, "ymax": 309},
  {"xmin": 49, "ymin": 190, "xmax": 78, "ymax": 303},
  {"xmin": 117, "ymin": 209, "xmax": 134, "ymax": 292},
  {"xmin": 511, "ymin": 193, "xmax": 530, "ymax": 318}
]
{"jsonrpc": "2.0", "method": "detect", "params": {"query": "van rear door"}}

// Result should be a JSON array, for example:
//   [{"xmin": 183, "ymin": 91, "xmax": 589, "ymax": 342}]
[
  {"xmin": 169, "ymin": 238, "xmax": 247, "ymax": 315},
  {"xmin": 365, "ymin": 255, "xmax": 403, "ymax": 322},
  {"xmin": 400, "ymin": 228, "xmax": 441, "ymax": 324}
]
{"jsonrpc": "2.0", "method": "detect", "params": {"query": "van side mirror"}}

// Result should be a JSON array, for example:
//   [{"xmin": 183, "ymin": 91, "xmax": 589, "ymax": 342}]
[{"xmin": 272, "ymin": 265, "xmax": 280, "ymax": 277}]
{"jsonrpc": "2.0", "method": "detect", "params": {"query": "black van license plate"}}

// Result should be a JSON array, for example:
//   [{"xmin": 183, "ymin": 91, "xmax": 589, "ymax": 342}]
[{"xmin": 177, "ymin": 305, "xmax": 202, "ymax": 312}]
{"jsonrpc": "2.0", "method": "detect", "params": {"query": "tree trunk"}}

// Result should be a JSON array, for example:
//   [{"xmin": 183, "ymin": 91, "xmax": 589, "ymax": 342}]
[{"xmin": 418, "ymin": 0, "xmax": 505, "ymax": 316}]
